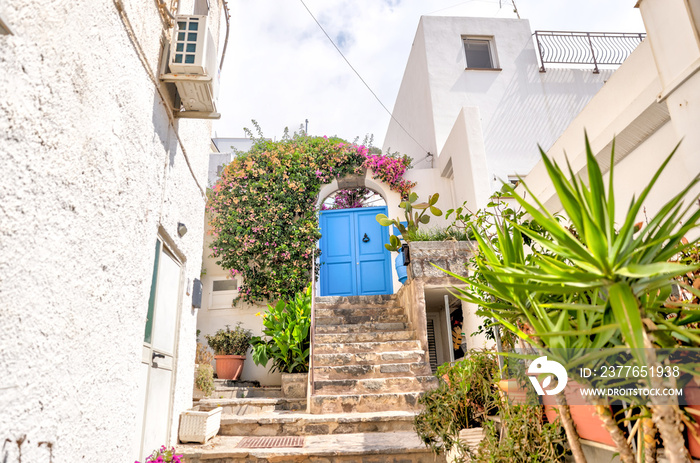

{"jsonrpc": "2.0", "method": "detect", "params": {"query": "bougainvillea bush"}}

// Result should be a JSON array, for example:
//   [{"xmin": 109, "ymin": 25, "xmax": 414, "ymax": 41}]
[{"xmin": 208, "ymin": 130, "xmax": 416, "ymax": 304}]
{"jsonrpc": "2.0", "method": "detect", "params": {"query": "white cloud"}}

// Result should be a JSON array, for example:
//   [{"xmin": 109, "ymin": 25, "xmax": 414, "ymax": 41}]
[{"xmin": 214, "ymin": 0, "xmax": 643, "ymax": 148}]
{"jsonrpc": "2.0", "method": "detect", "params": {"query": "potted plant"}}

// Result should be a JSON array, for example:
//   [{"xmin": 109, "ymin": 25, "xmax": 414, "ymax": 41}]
[
  {"xmin": 448, "ymin": 136, "xmax": 700, "ymax": 462},
  {"xmin": 205, "ymin": 323, "xmax": 252, "ymax": 380},
  {"xmin": 194, "ymin": 332, "xmax": 215, "ymax": 399},
  {"xmin": 414, "ymin": 350, "xmax": 499, "ymax": 459},
  {"xmin": 251, "ymin": 283, "xmax": 311, "ymax": 398}
]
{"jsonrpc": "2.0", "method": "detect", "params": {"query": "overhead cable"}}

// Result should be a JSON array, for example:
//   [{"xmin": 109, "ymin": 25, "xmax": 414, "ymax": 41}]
[{"xmin": 298, "ymin": 0, "xmax": 431, "ymax": 158}]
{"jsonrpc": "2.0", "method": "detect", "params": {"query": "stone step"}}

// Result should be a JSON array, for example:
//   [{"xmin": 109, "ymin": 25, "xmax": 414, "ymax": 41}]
[
  {"xmin": 176, "ymin": 432, "xmax": 446, "ymax": 463},
  {"xmin": 309, "ymin": 391, "xmax": 426, "ymax": 414},
  {"xmin": 314, "ymin": 350, "xmax": 426, "ymax": 367},
  {"xmin": 315, "ymin": 321, "xmax": 407, "ymax": 334},
  {"xmin": 315, "ymin": 306, "xmax": 405, "ymax": 319},
  {"xmin": 218, "ymin": 410, "xmax": 417, "ymax": 436},
  {"xmin": 314, "ymin": 339, "xmax": 421, "ymax": 355},
  {"xmin": 197, "ymin": 397, "xmax": 306, "ymax": 415},
  {"xmin": 208, "ymin": 386, "xmax": 283, "ymax": 399},
  {"xmin": 315, "ymin": 313, "xmax": 407, "ymax": 326},
  {"xmin": 314, "ymin": 375, "xmax": 438, "ymax": 395},
  {"xmin": 313, "ymin": 362, "xmax": 431, "ymax": 380},
  {"xmin": 315, "ymin": 330, "xmax": 415, "ymax": 344},
  {"xmin": 314, "ymin": 294, "xmax": 399, "ymax": 309}
]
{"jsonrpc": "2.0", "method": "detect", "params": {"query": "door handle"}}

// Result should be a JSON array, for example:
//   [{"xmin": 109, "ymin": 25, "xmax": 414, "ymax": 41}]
[
  {"xmin": 152, "ymin": 352, "xmax": 165, "ymax": 360},
  {"xmin": 362, "ymin": 233, "xmax": 370, "ymax": 243}
]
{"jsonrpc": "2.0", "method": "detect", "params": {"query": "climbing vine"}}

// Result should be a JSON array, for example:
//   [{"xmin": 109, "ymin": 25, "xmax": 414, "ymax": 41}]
[{"xmin": 208, "ymin": 129, "xmax": 416, "ymax": 304}]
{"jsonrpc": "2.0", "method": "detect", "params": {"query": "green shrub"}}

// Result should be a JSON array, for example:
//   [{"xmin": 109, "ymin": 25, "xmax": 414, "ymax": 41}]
[
  {"xmin": 208, "ymin": 127, "xmax": 416, "ymax": 304},
  {"xmin": 194, "ymin": 364, "xmax": 214, "ymax": 397},
  {"xmin": 408, "ymin": 227, "xmax": 471, "ymax": 242},
  {"xmin": 414, "ymin": 350, "xmax": 499, "ymax": 455},
  {"xmin": 473, "ymin": 403, "xmax": 567, "ymax": 463},
  {"xmin": 205, "ymin": 323, "xmax": 252, "ymax": 356},
  {"xmin": 250, "ymin": 283, "xmax": 311, "ymax": 373}
]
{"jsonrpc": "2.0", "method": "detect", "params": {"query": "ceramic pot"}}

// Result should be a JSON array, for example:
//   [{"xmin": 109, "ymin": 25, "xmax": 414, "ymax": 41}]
[
  {"xmin": 497, "ymin": 379, "xmax": 528, "ymax": 405},
  {"xmin": 213, "ymin": 354, "xmax": 245, "ymax": 380},
  {"xmin": 685, "ymin": 380, "xmax": 700, "ymax": 457},
  {"xmin": 564, "ymin": 381, "xmax": 616, "ymax": 446},
  {"xmin": 395, "ymin": 251, "xmax": 408, "ymax": 284},
  {"xmin": 540, "ymin": 392, "xmax": 559, "ymax": 424}
]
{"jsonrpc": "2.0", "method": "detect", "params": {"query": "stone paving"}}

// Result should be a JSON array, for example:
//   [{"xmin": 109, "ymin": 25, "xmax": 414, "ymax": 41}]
[{"xmin": 178, "ymin": 431, "xmax": 445, "ymax": 463}]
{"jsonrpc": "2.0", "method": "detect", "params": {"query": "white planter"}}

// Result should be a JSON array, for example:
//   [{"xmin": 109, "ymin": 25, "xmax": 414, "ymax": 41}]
[
  {"xmin": 446, "ymin": 427, "xmax": 486, "ymax": 462},
  {"xmin": 178, "ymin": 406, "xmax": 222, "ymax": 444}
]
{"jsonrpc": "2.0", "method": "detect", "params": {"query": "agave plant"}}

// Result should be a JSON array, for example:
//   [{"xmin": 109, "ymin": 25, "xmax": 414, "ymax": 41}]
[{"xmin": 448, "ymin": 136, "xmax": 700, "ymax": 463}]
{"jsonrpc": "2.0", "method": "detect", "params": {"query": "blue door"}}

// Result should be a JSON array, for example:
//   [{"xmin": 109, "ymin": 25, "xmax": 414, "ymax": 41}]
[{"xmin": 319, "ymin": 206, "xmax": 392, "ymax": 296}]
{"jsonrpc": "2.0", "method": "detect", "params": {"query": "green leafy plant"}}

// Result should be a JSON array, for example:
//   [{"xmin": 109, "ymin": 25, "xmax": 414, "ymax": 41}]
[
  {"xmin": 414, "ymin": 350, "xmax": 499, "ymax": 456},
  {"xmin": 446, "ymin": 136, "xmax": 700, "ymax": 463},
  {"xmin": 194, "ymin": 363, "xmax": 215, "ymax": 397},
  {"xmin": 205, "ymin": 323, "xmax": 252, "ymax": 356},
  {"xmin": 376, "ymin": 192, "xmax": 443, "ymax": 251},
  {"xmin": 408, "ymin": 226, "xmax": 471, "ymax": 242},
  {"xmin": 136, "ymin": 446, "xmax": 183, "ymax": 463},
  {"xmin": 473, "ymin": 403, "xmax": 567, "ymax": 463},
  {"xmin": 250, "ymin": 283, "xmax": 311, "ymax": 373}
]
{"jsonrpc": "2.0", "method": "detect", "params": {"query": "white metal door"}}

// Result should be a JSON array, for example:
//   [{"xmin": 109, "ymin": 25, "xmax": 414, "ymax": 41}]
[{"xmin": 137, "ymin": 239, "xmax": 183, "ymax": 459}]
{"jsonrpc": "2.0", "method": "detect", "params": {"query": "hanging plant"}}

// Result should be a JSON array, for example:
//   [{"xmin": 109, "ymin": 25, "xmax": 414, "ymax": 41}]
[{"xmin": 208, "ymin": 127, "xmax": 416, "ymax": 304}]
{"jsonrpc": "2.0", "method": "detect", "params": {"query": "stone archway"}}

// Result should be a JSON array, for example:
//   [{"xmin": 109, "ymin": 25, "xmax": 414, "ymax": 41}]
[
  {"xmin": 316, "ymin": 171, "xmax": 402, "ymax": 216},
  {"xmin": 316, "ymin": 172, "xmax": 403, "ymax": 296}
]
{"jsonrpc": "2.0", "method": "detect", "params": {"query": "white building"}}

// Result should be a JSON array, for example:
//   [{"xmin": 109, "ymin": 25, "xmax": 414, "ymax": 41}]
[
  {"xmin": 523, "ymin": 0, "xmax": 700, "ymax": 223},
  {"xmin": 383, "ymin": 16, "xmax": 618, "ymax": 214},
  {"xmin": 381, "ymin": 15, "xmax": 645, "ymax": 355},
  {"xmin": 0, "ymin": 0, "xmax": 227, "ymax": 460}
]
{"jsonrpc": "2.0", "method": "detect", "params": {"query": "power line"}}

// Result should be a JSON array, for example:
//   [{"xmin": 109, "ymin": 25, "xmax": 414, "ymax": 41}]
[{"xmin": 298, "ymin": 0, "xmax": 431, "ymax": 157}]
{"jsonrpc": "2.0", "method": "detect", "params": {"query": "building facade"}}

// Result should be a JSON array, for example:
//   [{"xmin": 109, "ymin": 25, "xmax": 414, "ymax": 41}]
[
  {"xmin": 383, "ymin": 16, "xmax": 614, "ymax": 214},
  {"xmin": 523, "ymin": 0, "xmax": 700, "ymax": 224},
  {"xmin": 0, "ymin": 0, "xmax": 226, "ymax": 460}
]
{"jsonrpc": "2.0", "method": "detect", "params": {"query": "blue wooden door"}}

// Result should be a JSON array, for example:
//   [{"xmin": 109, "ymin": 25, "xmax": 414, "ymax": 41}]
[{"xmin": 319, "ymin": 206, "xmax": 392, "ymax": 296}]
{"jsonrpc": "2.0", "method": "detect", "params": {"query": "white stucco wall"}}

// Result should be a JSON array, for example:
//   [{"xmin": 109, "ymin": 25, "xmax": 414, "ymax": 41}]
[
  {"xmin": 384, "ymin": 16, "xmax": 613, "ymax": 205},
  {"xmin": 0, "ymin": 0, "xmax": 222, "ymax": 460},
  {"xmin": 522, "ymin": 0, "xmax": 700, "ymax": 226},
  {"xmin": 199, "ymin": 214, "xmax": 282, "ymax": 386}
]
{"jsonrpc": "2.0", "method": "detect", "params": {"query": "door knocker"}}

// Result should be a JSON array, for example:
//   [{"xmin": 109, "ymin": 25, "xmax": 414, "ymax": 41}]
[{"xmin": 362, "ymin": 233, "xmax": 370, "ymax": 243}]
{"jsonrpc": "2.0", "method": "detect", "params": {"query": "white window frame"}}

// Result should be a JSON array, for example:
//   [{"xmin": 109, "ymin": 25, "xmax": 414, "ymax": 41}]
[
  {"xmin": 463, "ymin": 36, "xmax": 500, "ymax": 70},
  {"xmin": 209, "ymin": 277, "xmax": 239, "ymax": 310}
]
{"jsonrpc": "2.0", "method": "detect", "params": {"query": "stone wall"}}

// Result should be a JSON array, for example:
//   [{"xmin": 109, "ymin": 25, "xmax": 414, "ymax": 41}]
[{"xmin": 407, "ymin": 241, "xmax": 473, "ymax": 283}]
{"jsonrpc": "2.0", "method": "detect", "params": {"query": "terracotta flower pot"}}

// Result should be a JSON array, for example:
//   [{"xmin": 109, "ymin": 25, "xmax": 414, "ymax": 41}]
[
  {"xmin": 564, "ymin": 381, "xmax": 616, "ymax": 447},
  {"xmin": 213, "ymin": 354, "xmax": 245, "ymax": 380},
  {"xmin": 684, "ymin": 380, "xmax": 700, "ymax": 458},
  {"xmin": 540, "ymin": 392, "xmax": 559, "ymax": 424},
  {"xmin": 497, "ymin": 379, "xmax": 528, "ymax": 405}
]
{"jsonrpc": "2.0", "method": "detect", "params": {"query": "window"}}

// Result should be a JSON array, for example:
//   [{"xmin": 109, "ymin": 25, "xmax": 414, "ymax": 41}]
[
  {"xmin": 209, "ymin": 277, "xmax": 238, "ymax": 309},
  {"xmin": 463, "ymin": 37, "xmax": 497, "ymax": 69}
]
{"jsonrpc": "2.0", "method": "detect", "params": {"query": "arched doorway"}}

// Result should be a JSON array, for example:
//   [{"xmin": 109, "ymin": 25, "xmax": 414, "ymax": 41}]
[{"xmin": 319, "ymin": 187, "xmax": 392, "ymax": 296}]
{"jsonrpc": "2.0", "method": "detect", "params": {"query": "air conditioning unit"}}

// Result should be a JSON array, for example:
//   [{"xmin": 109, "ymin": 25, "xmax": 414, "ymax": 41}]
[{"xmin": 162, "ymin": 14, "xmax": 219, "ymax": 117}]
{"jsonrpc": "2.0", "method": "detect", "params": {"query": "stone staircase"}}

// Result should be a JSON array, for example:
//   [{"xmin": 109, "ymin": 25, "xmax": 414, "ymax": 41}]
[
  {"xmin": 177, "ymin": 294, "xmax": 443, "ymax": 462},
  {"xmin": 309, "ymin": 294, "xmax": 438, "ymax": 414}
]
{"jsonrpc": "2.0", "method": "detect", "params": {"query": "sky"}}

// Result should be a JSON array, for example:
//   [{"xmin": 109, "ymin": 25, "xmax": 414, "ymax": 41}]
[{"xmin": 213, "ymin": 0, "xmax": 645, "ymax": 148}]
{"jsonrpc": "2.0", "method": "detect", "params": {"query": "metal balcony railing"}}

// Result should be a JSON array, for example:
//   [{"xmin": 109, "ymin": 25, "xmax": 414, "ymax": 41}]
[{"xmin": 534, "ymin": 31, "xmax": 646, "ymax": 73}]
